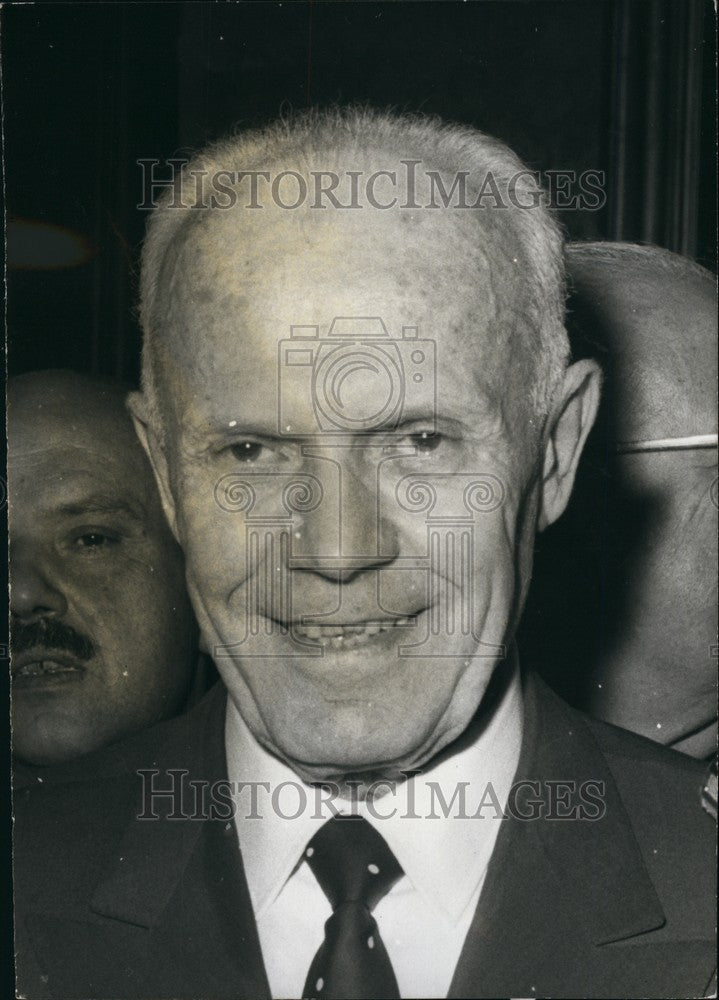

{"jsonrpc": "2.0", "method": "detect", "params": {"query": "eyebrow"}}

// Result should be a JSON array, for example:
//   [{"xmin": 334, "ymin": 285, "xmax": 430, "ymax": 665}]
[{"xmin": 55, "ymin": 495, "xmax": 147, "ymax": 522}]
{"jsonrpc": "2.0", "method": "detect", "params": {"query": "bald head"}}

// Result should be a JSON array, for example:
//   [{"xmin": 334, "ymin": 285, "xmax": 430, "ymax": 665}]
[
  {"xmin": 139, "ymin": 107, "xmax": 570, "ymax": 436},
  {"xmin": 9, "ymin": 370, "xmax": 197, "ymax": 766},
  {"xmin": 9, "ymin": 369, "xmax": 158, "ymax": 478},
  {"xmin": 567, "ymin": 243, "xmax": 716, "ymax": 440}
]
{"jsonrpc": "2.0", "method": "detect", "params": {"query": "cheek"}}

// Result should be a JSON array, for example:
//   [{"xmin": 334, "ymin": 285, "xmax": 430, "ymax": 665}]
[
  {"xmin": 465, "ymin": 490, "xmax": 536, "ymax": 625},
  {"xmin": 82, "ymin": 579, "xmax": 159, "ymax": 656},
  {"xmin": 176, "ymin": 488, "xmax": 251, "ymax": 597},
  {"xmin": 61, "ymin": 570, "xmax": 138, "ymax": 642},
  {"xmin": 471, "ymin": 501, "xmax": 523, "ymax": 577}
]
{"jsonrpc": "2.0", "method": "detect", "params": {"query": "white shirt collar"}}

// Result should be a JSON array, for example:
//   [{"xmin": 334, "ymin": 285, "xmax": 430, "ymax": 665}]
[{"xmin": 225, "ymin": 652, "xmax": 523, "ymax": 927}]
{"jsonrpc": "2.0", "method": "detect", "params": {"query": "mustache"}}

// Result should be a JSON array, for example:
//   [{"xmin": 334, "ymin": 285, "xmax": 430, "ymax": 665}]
[{"xmin": 10, "ymin": 617, "xmax": 96, "ymax": 661}]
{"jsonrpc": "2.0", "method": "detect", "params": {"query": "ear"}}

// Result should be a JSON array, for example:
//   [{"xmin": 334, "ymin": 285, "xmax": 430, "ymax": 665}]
[
  {"xmin": 537, "ymin": 359, "xmax": 602, "ymax": 531},
  {"xmin": 126, "ymin": 390, "xmax": 180, "ymax": 542}
]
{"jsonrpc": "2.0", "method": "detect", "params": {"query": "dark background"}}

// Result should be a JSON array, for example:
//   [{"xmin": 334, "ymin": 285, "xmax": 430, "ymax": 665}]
[{"xmin": 3, "ymin": 0, "xmax": 716, "ymax": 382}]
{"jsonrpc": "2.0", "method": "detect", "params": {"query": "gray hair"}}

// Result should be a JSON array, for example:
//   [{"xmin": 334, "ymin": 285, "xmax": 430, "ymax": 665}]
[{"xmin": 139, "ymin": 106, "xmax": 569, "ymax": 431}]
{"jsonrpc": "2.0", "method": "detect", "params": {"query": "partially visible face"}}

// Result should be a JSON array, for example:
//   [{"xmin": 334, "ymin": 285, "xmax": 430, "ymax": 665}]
[
  {"xmin": 597, "ymin": 449, "xmax": 718, "ymax": 753},
  {"xmin": 9, "ymin": 374, "xmax": 197, "ymax": 766},
  {"xmin": 144, "ymin": 204, "xmax": 547, "ymax": 784},
  {"xmin": 568, "ymin": 263, "xmax": 718, "ymax": 755}
]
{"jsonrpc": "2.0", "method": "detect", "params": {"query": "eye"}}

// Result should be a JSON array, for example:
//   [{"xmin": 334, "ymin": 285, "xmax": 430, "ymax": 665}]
[
  {"xmin": 74, "ymin": 531, "xmax": 119, "ymax": 549},
  {"xmin": 230, "ymin": 441, "xmax": 265, "ymax": 464},
  {"xmin": 409, "ymin": 431, "xmax": 443, "ymax": 454}
]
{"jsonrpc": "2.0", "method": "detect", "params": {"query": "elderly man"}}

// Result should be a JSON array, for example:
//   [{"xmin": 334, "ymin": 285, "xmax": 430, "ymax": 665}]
[
  {"xmin": 525, "ymin": 243, "xmax": 717, "ymax": 758},
  {"xmin": 13, "ymin": 110, "xmax": 715, "ymax": 999},
  {"xmin": 9, "ymin": 370, "xmax": 199, "ymax": 766}
]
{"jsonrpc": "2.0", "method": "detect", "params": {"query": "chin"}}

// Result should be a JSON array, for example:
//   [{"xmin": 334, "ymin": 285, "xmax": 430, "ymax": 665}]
[{"xmin": 262, "ymin": 701, "xmax": 443, "ymax": 785}]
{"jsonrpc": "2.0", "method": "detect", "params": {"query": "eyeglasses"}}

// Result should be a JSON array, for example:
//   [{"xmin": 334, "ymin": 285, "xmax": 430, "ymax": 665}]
[{"xmin": 616, "ymin": 433, "xmax": 718, "ymax": 455}]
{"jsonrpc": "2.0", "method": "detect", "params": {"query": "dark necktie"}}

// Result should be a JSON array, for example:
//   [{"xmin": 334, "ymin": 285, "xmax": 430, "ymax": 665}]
[{"xmin": 302, "ymin": 815, "xmax": 403, "ymax": 1000}]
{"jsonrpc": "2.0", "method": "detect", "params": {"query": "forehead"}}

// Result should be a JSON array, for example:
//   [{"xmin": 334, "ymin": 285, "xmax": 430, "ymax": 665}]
[
  {"xmin": 574, "ymin": 265, "xmax": 717, "ymax": 438},
  {"xmin": 159, "ymin": 204, "xmax": 526, "ymax": 423},
  {"xmin": 173, "ymin": 201, "xmax": 498, "ymax": 309},
  {"xmin": 8, "ymin": 397, "xmax": 151, "ymax": 515}
]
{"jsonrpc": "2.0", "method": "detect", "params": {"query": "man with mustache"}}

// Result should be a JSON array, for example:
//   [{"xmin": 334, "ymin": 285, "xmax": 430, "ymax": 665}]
[
  {"xmin": 13, "ymin": 110, "xmax": 715, "ymax": 998},
  {"xmin": 9, "ymin": 370, "xmax": 198, "ymax": 766}
]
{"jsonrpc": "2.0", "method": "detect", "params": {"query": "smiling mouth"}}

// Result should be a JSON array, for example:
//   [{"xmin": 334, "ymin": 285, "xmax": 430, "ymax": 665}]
[
  {"xmin": 11, "ymin": 652, "xmax": 87, "ymax": 686},
  {"xmin": 290, "ymin": 616, "xmax": 417, "ymax": 649}
]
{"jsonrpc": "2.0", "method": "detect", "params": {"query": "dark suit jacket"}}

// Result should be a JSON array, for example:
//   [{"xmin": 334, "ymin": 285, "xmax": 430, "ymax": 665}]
[{"xmin": 13, "ymin": 673, "xmax": 716, "ymax": 999}]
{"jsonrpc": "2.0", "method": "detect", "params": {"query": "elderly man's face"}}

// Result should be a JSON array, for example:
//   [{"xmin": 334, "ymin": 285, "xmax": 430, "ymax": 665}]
[
  {"xmin": 9, "ymin": 375, "xmax": 197, "ymax": 766},
  {"xmin": 138, "ymin": 207, "xmax": 596, "ymax": 783}
]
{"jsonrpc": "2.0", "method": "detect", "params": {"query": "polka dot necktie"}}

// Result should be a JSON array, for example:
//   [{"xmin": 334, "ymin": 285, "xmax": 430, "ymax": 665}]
[{"xmin": 302, "ymin": 815, "xmax": 403, "ymax": 999}]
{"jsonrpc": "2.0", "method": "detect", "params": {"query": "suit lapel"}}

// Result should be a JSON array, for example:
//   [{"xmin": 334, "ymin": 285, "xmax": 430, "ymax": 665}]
[
  {"xmin": 85, "ymin": 685, "xmax": 272, "ymax": 999},
  {"xmin": 449, "ymin": 673, "xmax": 671, "ymax": 999}
]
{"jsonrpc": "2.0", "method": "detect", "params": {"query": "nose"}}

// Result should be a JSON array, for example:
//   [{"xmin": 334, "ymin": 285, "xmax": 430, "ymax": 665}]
[
  {"xmin": 292, "ymin": 460, "xmax": 400, "ymax": 583},
  {"xmin": 10, "ymin": 544, "xmax": 69, "ymax": 623}
]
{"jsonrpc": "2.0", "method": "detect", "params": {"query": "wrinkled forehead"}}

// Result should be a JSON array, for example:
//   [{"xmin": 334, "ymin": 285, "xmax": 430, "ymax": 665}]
[
  {"xmin": 8, "ymin": 390, "xmax": 152, "ymax": 504},
  {"xmin": 156, "ymin": 198, "xmax": 528, "ymax": 400},
  {"xmin": 572, "ymin": 265, "xmax": 717, "ymax": 439}
]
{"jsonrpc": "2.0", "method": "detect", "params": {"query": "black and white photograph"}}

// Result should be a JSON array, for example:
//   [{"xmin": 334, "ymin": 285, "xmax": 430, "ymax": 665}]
[{"xmin": 2, "ymin": 2, "xmax": 717, "ymax": 997}]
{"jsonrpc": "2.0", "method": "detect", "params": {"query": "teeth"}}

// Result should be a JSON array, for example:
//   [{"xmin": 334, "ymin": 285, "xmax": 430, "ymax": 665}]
[
  {"xmin": 292, "ymin": 616, "xmax": 414, "ymax": 648},
  {"xmin": 15, "ymin": 660, "xmax": 80, "ymax": 678}
]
